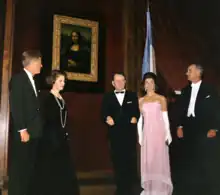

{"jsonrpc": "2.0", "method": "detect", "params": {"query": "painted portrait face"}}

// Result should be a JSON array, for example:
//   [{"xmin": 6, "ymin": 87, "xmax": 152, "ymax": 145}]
[{"xmin": 71, "ymin": 32, "xmax": 79, "ymax": 43}]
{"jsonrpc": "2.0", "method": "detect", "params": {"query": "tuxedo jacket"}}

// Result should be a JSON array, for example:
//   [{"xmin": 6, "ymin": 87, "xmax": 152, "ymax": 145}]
[
  {"xmin": 101, "ymin": 90, "xmax": 140, "ymax": 128},
  {"xmin": 9, "ymin": 70, "xmax": 43, "ymax": 139},
  {"xmin": 177, "ymin": 81, "xmax": 220, "ymax": 134}
]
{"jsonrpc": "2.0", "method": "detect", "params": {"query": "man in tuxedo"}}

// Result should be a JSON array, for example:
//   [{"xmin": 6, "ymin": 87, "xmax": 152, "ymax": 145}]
[
  {"xmin": 101, "ymin": 72, "xmax": 140, "ymax": 195},
  {"xmin": 176, "ymin": 63, "xmax": 220, "ymax": 195},
  {"xmin": 8, "ymin": 50, "xmax": 43, "ymax": 195}
]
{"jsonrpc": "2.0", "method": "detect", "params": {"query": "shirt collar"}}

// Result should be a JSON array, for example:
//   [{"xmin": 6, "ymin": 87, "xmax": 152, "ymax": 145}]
[
  {"xmin": 191, "ymin": 80, "xmax": 202, "ymax": 88},
  {"xmin": 24, "ymin": 68, "xmax": 33, "ymax": 80}
]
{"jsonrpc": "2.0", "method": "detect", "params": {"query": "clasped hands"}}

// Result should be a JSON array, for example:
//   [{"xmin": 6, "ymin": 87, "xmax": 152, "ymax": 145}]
[
  {"xmin": 177, "ymin": 127, "xmax": 216, "ymax": 138},
  {"xmin": 106, "ymin": 116, "xmax": 137, "ymax": 126},
  {"xmin": 20, "ymin": 129, "xmax": 30, "ymax": 142}
]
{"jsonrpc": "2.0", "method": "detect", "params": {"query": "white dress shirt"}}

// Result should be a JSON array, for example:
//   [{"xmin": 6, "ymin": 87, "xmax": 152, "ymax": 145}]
[
  {"xmin": 187, "ymin": 80, "xmax": 202, "ymax": 117},
  {"xmin": 24, "ymin": 68, "xmax": 37, "ymax": 97},
  {"xmin": 114, "ymin": 89, "xmax": 126, "ymax": 106}
]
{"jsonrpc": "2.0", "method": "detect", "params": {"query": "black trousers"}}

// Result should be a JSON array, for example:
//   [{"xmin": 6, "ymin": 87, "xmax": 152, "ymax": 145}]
[
  {"xmin": 8, "ymin": 138, "xmax": 39, "ymax": 195},
  {"xmin": 175, "ymin": 117, "xmax": 220, "ymax": 195},
  {"xmin": 109, "ymin": 128, "xmax": 139, "ymax": 195}
]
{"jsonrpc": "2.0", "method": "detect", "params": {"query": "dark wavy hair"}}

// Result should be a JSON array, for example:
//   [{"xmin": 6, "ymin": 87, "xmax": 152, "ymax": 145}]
[
  {"xmin": 46, "ymin": 70, "xmax": 67, "ymax": 86},
  {"xmin": 139, "ymin": 72, "xmax": 158, "ymax": 97}
]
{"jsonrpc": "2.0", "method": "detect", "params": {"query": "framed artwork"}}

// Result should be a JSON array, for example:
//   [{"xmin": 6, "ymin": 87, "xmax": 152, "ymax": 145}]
[
  {"xmin": 40, "ymin": 12, "xmax": 105, "ymax": 93},
  {"xmin": 52, "ymin": 15, "xmax": 99, "ymax": 82}
]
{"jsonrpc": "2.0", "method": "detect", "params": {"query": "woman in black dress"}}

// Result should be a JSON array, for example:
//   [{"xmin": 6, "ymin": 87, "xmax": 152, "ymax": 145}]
[{"xmin": 37, "ymin": 70, "xmax": 79, "ymax": 195}]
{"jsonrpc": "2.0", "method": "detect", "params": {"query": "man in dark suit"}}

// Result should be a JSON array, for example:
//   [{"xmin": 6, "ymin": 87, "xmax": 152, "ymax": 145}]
[
  {"xmin": 8, "ymin": 50, "xmax": 43, "ymax": 195},
  {"xmin": 102, "ymin": 72, "xmax": 140, "ymax": 195},
  {"xmin": 176, "ymin": 63, "xmax": 220, "ymax": 195}
]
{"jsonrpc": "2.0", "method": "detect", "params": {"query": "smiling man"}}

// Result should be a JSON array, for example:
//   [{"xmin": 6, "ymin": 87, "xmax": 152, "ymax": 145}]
[{"xmin": 101, "ymin": 72, "xmax": 140, "ymax": 195}]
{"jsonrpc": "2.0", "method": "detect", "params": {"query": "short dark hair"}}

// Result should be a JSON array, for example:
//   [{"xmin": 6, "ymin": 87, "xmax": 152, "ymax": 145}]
[
  {"xmin": 46, "ymin": 70, "xmax": 67, "ymax": 86},
  {"xmin": 112, "ymin": 72, "xmax": 126, "ymax": 80},
  {"xmin": 22, "ymin": 50, "xmax": 42, "ymax": 67}
]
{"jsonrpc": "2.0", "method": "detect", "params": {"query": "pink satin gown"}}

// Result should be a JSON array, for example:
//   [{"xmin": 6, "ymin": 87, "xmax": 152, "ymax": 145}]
[{"xmin": 140, "ymin": 102, "xmax": 173, "ymax": 195}]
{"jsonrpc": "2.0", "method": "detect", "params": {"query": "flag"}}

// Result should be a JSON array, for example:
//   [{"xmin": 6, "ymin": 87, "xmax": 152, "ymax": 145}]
[{"xmin": 142, "ymin": 8, "xmax": 156, "ymax": 78}]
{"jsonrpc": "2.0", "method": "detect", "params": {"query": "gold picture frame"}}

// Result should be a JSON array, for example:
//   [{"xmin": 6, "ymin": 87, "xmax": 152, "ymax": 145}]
[{"xmin": 52, "ymin": 14, "xmax": 99, "ymax": 82}]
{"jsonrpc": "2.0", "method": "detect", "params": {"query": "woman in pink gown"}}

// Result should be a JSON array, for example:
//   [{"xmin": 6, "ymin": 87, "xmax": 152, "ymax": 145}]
[{"xmin": 138, "ymin": 72, "xmax": 173, "ymax": 195}]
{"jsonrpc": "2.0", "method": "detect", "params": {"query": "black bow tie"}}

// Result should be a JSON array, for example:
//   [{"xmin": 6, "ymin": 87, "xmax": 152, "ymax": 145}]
[{"xmin": 115, "ymin": 91, "xmax": 125, "ymax": 94}]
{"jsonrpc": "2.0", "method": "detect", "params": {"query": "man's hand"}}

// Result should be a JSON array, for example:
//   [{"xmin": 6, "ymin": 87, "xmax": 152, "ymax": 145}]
[
  {"xmin": 207, "ymin": 129, "xmax": 217, "ymax": 138},
  {"xmin": 130, "ymin": 117, "xmax": 137, "ymax": 124},
  {"xmin": 20, "ymin": 130, "xmax": 30, "ymax": 142},
  {"xmin": 177, "ymin": 127, "xmax": 184, "ymax": 138},
  {"xmin": 106, "ymin": 116, "xmax": 114, "ymax": 126}
]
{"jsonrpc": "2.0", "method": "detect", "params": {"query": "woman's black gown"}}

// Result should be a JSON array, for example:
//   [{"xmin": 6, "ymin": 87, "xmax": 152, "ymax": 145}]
[{"xmin": 36, "ymin": 93, "xmax": 79, "ymax": 195}]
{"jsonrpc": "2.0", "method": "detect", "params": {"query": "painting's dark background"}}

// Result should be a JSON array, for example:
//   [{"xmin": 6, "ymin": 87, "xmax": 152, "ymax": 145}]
[{"xmin": 11, "ymin": 0, "xmax": 220, "ymax": 172}]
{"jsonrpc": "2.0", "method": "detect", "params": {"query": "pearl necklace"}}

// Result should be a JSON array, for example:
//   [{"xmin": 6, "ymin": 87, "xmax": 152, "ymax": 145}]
[{"xmin": 54, "ymin": 95, "xmax": 67, "ymax": 128}]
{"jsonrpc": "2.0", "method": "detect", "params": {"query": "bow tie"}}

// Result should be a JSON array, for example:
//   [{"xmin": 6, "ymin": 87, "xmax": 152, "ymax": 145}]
[{"xmin": 115, "ymin": 91, "xmax": 125, "ymax": 94}]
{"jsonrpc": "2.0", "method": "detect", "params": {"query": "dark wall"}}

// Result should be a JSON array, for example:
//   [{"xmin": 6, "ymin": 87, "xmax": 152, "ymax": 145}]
[
  {"xmin": 11, "ymin": 0, "xmax": 220, "ymax": 171},
  {"xmin": 151, "ymin": 0, "xmax": 220, "ymax": 91},
  {"xmin": 12, "ymin": 0, "xmax": 124, "ymax": 171}
]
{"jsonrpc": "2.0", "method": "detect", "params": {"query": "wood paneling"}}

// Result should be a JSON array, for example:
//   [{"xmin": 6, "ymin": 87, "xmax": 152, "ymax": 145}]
[{"xmin": 0, "ymin": 0, "xmax": 15, "ymax": 188}]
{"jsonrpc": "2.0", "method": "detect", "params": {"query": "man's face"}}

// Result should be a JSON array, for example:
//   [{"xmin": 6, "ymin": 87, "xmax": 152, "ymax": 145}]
[
  {"xmin": 30, "ymin": 58, "xmax": 42, "ymax": 75},
  {"xmin": 186, "ymin": 64, "xmax": 200, "ymax": 82},
  {"xmin": 112, "ymin": 74, "xmax": 126, "ymax": 91}
]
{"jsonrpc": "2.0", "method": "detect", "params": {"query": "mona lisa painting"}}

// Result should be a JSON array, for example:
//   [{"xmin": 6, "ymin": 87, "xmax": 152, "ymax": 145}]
[{"xmin": 52, "ymin": 15, "xmax": 99, "ymax": 82}]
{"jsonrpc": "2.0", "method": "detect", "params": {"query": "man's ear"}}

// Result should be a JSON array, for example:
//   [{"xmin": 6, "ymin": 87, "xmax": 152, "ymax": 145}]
[{"xmin": 112, "ymin": 81, "xmax": 115, "ymax": 88}]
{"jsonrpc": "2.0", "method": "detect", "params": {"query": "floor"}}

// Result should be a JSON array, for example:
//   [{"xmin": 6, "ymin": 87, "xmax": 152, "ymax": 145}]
[
  {"xmin": 78, "ymin": 171, "xmax": 115, "ymax": 195},
  {"xmin": 1, "ymin": 171, "xmax": 116, "ymax": 195}
]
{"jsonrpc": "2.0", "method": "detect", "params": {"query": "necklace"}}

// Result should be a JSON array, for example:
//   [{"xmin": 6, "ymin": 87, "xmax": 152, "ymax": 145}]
[{"xmin": 54, "ymin": 95, "xmax": 67, "ymax": 128}]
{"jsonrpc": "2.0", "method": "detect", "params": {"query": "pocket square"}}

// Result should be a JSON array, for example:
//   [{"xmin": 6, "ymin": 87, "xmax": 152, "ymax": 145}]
[
  {"xmin": 205, "ymin": 95, "xmax": 210, "ymax": 98},
  {"xmin": 127, "ymin": 101, "xmax": 132, "ymax": 104}
]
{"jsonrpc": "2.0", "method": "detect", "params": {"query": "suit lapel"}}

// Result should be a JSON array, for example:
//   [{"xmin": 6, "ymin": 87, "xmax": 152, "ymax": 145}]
[
  {"xmin": 23, "ymin": 71, "xmax": 38, "ymax": 99},
  {"xmin": 185, "ymin": 85, "xmax": 192, "ymax": 107},
  {"xmin": 112, "ymin": 92, "xmax": 121, "ymax": 107},
  {"xmin": 122, "ymin": 90, "xmax": 128, "ymax": 107},
  {"xmin": 195, "ymin": 82, "xmax": 205, "ymax": 108}
]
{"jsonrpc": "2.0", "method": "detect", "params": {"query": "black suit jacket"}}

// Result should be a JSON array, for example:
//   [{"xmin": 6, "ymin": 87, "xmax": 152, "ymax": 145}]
[
  {"xmin": 9, "ymin": 70, "xmax": 43, "ymax": 139},
  {"xmin": 101, "ymin": 90, "xmax": 140, "ymax": 128},
  {"xmin": 177, "ymin": 81, "xmax": 220, "ymax": 134}
]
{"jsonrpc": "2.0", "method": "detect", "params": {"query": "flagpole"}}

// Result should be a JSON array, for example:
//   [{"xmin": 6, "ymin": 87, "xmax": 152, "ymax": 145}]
[{"xmin": 146, "ymin": 0, "xmax": 150, "ymax": 12}]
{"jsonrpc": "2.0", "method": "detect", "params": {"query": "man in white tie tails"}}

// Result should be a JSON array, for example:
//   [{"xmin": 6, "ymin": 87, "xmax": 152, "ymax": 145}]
[{"xmin": 176, "ymin": 63, "xmax": 220, "ymax": 195}]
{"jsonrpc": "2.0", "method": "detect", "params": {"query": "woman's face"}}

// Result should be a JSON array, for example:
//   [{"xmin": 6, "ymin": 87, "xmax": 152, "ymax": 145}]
[
  {"xmin": 53, "ymin": 75, "xmax": 65, "ymax": 92},
  {"xmin": 144, "ymin": 78, "xmax": 155, "ymax": 92},
  {"xmin": 72, "ymin": 32, "xmax": 79, "ymax": 43}
]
